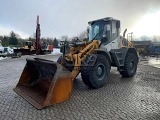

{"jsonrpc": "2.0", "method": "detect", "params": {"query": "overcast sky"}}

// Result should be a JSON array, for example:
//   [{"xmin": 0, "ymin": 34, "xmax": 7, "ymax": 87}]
[{"xmin": 0, "ymin": 0, "xmax": 160, "ymax": 39}]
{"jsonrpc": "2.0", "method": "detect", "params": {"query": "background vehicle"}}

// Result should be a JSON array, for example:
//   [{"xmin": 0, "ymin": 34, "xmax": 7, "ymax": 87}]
[
  {"xmin": 35, "ymin": 16, "xmax": 53, "ymax": 55},
  {"xmin": 13, "ymin": 41, "xmax": 35, "ymax": 55},
  {"xmin": 132, "ymin": 41, "xmax": 160, "ymax": 57},
  {"xmin": 0, "ymin": 41, "xmax": 16, "ymax": 57},
  {"xmin": 13, "ymin": 16, "xmax": 53, "ymax": 56},
  {"xmin": 14, "ymin": 17, "xmax": 138, "ymax": 109}
]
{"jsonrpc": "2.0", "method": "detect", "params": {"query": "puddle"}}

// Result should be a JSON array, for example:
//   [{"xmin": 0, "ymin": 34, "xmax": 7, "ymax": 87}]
[
  {"xmin": 140, "ymin": 57, "xmax": 160, "ymax": 69},
  {"xmin": 148, "ymin": 58, "xmax": 160, "ymax": 68}
]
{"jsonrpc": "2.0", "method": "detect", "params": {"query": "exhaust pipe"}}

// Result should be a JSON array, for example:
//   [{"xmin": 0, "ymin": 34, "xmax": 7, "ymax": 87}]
[{"xmin": 123, "ymin": 29, "xmax": 127, "ymax": 38}]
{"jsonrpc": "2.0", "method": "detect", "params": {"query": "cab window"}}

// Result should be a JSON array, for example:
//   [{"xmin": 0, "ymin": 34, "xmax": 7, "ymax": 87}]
[{"xmin": 112, "ymin": 21, "xmax": 118, "ymax": 40}]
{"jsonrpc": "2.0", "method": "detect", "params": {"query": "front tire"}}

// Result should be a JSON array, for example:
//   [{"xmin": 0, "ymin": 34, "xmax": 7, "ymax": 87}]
[
  {"xmin": 81, "ymin": 54, "xmax": 110, "ymax": 89},
  {"xmin": 120, "ymin": 53, "xmax": 138, "ymax": 77}
]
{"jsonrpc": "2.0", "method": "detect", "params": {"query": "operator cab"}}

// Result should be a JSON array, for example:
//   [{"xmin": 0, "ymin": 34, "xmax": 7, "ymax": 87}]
[
  {"xmin": 88, "ymin": 17, "xmax": 120, "ymax": 45},
  {"xmin": 25, "ymin": 41, "xmax": 33, "ymax": 49}
]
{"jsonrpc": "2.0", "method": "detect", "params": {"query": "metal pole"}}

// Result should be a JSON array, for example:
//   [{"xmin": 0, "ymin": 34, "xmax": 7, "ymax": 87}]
[
  {"xmin": 127, "ymin": 32, "xmax": 133, "ymax": 41},
  {"xmin": 130, "ymin": 32, "xmax": 133, "ymax": 41}
]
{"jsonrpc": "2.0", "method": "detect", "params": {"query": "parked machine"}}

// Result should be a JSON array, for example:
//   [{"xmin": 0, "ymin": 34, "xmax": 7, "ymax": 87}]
[
  {"xmin": 13, "ymin": 17, "xmax": 138, "ymax": 109},
  {"xmin": 0, "ymin": 46, "xmax": 14, "ymax": 57},
  {"xmin": 35, "ymin": 16, "xmax": 53, "ymax": 55},
  {"xmin": 147, "ymin": 43, "xmax": 160, "ymax": 57},
  {"xmin": 0, "ymin": 41, "xmax": 18, "ymax": 57},
  {"xmin": 13, "ymin": 16, "xmax": 53, "ymax": 56},
  {"xmin": 13, "ymin": 41, "xmax": 35, "ymax": 55},
  {"xmin": 132, "ymin": 41, "xmax": 160, "ymax": 57}
]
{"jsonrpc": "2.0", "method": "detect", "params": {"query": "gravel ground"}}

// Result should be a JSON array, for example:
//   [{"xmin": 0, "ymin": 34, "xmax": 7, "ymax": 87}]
[{"xmin": 0, "ymin": 54, "xmax": 160, "ymax": 120}]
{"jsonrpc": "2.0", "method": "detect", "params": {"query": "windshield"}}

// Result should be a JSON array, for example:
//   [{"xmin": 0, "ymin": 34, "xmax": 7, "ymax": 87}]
[
  {"xmin": 25, "ymin": 42, "xmax": 32, "ymax": 46},
  {"xmin": 89, "ymin": 21, "xmax": 110, "ymax": 41}
]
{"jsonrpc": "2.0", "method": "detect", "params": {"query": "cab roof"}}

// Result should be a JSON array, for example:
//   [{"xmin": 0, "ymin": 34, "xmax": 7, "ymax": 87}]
[{"xmin": 88, "ymin": 17, "xmax": 119, "ymax": 25}]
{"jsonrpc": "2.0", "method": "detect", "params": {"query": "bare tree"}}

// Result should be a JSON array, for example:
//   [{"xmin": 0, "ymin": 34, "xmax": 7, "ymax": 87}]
[
  {"xmin": 152, "ymin": 35, "xmax": 160, "ymax": 42},
  {"xmin": 141, "ymin": 35, "xmax": 150, "ymax": 41},
  {"xmin": 46, "ymin": 37, "xmax": 53, "ymax": 44},
  {"xmin": 61, "ymin": 35, "xmax": 69, "ymax": 41},
  {"xmin": 78, "ymin": 30, "xmax": 88, "ymax": 41}
]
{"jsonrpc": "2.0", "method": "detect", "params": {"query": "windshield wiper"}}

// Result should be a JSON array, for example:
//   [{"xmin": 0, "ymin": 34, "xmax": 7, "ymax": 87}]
[{"xmin": 92, "ymin": 28, "xmax": 104, "ymax": 40}]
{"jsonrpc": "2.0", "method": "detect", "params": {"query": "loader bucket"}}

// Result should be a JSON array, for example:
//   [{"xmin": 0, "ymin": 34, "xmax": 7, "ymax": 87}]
[{"xmin": 13, "ymin": 58, "xmax": 73, "ymax": 109}]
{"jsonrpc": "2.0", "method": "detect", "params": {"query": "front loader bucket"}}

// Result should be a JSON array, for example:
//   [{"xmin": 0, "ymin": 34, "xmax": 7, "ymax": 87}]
[{"xmin": 13, "ymin": 58, "xmax": 73, "ymax": 109}]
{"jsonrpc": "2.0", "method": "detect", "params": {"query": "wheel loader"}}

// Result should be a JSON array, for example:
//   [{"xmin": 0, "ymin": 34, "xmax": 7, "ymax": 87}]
[{"xmin": 13, "ymin": 17, "xmax": 138, "ymax": 109}]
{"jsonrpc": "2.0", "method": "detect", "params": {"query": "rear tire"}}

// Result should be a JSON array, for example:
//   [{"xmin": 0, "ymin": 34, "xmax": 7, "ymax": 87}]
[
  {"xmin": 120, "ymin": 53, "xmax": 138, "ymax": 77},
  {"xmin": 81, "ymin": 54, "xmax": 110, "ymax": 89}
]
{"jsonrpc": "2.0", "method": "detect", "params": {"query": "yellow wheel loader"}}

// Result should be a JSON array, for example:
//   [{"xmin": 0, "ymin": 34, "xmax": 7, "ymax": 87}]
[{"xmin": 13, "ymin": 17, "xmax": 138, "ymax": 109}]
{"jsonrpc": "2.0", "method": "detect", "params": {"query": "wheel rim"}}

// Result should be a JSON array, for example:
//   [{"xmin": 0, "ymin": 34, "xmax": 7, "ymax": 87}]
[
  {"xmin": 130, "ymin": 60, "xmax": 134, "ymax": 70},
  {"xmin": 96, "ymin": 63, "xmax": 106, "ymax": 81}
]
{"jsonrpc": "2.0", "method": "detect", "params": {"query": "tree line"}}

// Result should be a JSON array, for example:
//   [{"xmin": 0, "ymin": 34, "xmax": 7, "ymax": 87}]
[
  {"xmin": 1, "ymin": 31, "xmax": 158, "ymax": 48},
  {"xmin": 0, "ymin": 31, "xmax": 59, "ymax": 48},
  {"xmin": 0, "ymin": 30, "xmax": 88, "ymax": 48}
]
